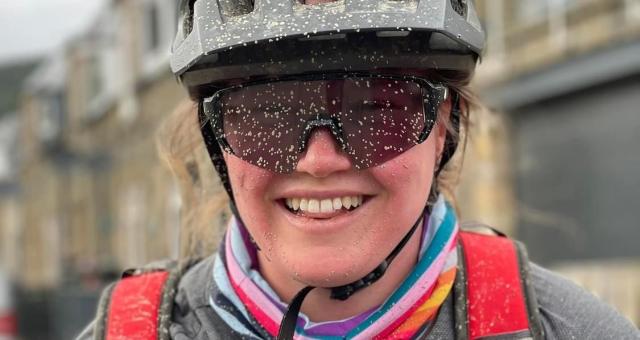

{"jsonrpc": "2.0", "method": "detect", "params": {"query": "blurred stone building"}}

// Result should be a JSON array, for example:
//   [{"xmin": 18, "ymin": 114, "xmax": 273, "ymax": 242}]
[
  {"xmin": 2, "ymin": 0, "xmax": 638, "ymax": 337},
  {"xmin": 8, "ymin": 0, "xmax": 191, "ymax": 337},
  {"xmin": 25, "ymin": 0, "xmax": 189, "ymax": 276},
  {"xmin": 0, "ymin": 60, "xmax": 38, "ymax": 285},
  {"xmin": 468, "ymin": 0, "xmax": 640, "ymax": 324}
]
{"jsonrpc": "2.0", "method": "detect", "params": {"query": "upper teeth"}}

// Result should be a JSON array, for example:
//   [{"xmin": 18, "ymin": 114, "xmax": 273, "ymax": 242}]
[{"xmin": 286, "ymin": 196, "xmax": 364, "ymax": 213}]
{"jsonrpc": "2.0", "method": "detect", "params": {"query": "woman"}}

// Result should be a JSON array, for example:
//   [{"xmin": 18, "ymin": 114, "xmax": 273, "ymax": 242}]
[{"xmin": 79, "ymin": 0, "xmax": 639, "ymax": 339}]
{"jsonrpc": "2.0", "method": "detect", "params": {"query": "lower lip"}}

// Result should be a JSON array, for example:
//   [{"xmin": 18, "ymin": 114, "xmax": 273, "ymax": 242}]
[{"xmin": 276, "ymin": 198, "xmax": 372, "ymax": 234}]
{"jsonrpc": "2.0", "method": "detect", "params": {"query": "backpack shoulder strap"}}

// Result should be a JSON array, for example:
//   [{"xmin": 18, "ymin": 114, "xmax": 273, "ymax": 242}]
[
  {"xmin": 455, "ymin": 227, "xmax": 544, "ymax": 340},
  {"xmin": 93, "ymin": 259, "xmax": 199, "ymax": 340}
]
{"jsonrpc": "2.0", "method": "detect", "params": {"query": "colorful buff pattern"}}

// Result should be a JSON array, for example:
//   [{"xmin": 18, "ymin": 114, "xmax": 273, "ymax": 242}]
[{"xmin": 210, "ymin": 195, "xmax": 459, "ymax": 339}]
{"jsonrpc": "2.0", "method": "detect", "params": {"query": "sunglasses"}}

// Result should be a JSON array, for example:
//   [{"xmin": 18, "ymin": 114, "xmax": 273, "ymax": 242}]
[{"xmin": 202, "ymin": 73, "xmax": 449, "ymax": 174}]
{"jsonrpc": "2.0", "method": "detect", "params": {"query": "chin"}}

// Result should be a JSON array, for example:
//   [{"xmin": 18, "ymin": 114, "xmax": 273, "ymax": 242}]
[
  {"xmin": 281, "ymin": 246, "xmax": 383, "ymax": 288},
  {"xmin": 292, "ymin": 268, "xmax": 367, "ymax": 288}
]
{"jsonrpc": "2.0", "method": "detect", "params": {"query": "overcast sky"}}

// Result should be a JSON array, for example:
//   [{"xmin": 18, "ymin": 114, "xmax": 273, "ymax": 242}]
[{"xmin": 0, "ymin": 0, "xmax": 105, "ymax": 64}]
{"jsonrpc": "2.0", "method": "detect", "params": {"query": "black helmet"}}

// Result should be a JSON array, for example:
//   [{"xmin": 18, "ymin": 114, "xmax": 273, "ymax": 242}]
[
  {"xmin": 170, "ymin": 0, "xmax": 486, "ymax": 204},
  {"xmin": 171, "ymin": 0, "xmax": 485, "ymax": 96}
]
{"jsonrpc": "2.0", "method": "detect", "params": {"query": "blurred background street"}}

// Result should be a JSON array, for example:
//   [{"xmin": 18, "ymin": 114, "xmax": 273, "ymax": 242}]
[{"xmin": 0, "ymin": 0, "xmax": 639, "ymax": 338}]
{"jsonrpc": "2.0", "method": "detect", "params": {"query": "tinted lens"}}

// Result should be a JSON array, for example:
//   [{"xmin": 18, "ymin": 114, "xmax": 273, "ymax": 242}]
[
  {"xmin": 339, "ymin": 78, "xmax": 427, "ymax": 168},
  {"xmin": 212, "ymin": 77, "xmax": 435, "ymax": 173}
]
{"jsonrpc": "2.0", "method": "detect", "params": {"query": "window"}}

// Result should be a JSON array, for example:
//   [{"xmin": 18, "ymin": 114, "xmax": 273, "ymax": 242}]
[
  {"xmin": 145, "ymin": 2, "xmax": 162, "ymax": 53},
  {"xmin": 85, "ymin": 49, "xmax": 110, "ymax": 121},
  {"xmin": 120, "ymin": 185, "xmax": 147, "ymax": 266},
  {"xmin": 141, "ymin": 0, "xmax": 177, "ymax": 78},
  {"xmin": 516, "ymin": 0, "xmax": 550, "ymax": 24},
  {"xmin": 85, "ymin": 9, "xmax": 119, "ymax": 121},
  {"xmin": 88, "ymin": 56, "xmax": 103, "ymax": 104},
  {"xmin": 515, "ymin": 0, "xmax": 580, "ymax": 24},
  {"xmin": 38, "ymin": 93, "xmax": 65, "ymax": 143}
]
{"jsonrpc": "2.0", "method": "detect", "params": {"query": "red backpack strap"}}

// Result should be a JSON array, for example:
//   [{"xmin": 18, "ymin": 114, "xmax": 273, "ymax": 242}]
[
  {"xmin": 456, "ymin": 227, "xmax": 544, "ymax": 340},
  {"xmin": 93, "ymin": 259, "xmax": 198, "ymax": 340}
]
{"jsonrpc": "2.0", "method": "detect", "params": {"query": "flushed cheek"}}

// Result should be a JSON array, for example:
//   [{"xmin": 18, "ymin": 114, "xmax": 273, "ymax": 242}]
[
  {"xmin": 224, "ymin": 154, "xmax": 279, "ymax": 238},
  {"xmin": 370, "ymin": 144, "xmax": 436, "ymax": 198},
  {"xmin": 225, "ymin": 155, "xmax": 276, "ymax": 194}
]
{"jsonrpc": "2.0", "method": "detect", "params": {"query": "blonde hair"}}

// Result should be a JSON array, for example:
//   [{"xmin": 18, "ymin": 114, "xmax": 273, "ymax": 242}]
[
  {"xmin": 156, "ymin": 100, "xmax": 230, "ymax": 258},
  {"xmin": 433, "ymin": 71, "xmax": 481, "ymax": 212},
  {"xmin": 157, "ymin": 73, "xmax": 479, "ymax": 258}
]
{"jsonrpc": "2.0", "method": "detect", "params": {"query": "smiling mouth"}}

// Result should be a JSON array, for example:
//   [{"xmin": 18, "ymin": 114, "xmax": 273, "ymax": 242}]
[{"xmin": 281, "ymin": 195, "xmax": 368, "ymax": 218}]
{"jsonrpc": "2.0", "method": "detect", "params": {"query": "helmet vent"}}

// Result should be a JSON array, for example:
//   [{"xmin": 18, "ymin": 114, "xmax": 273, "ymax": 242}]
[
  {"xmin": 299, "ymin": 0, "xmax": 340, "ymax": 5},
  {"xmin": 450, "ymin": 0, "xmax": 467, "ymax": 17},
  {"xmin": 219, "ymin": 0, "xmax": 254, "ymax": 19},
  {"xmin": 182, "ymin": 0, "xmax": 197, "ymax": 37}
]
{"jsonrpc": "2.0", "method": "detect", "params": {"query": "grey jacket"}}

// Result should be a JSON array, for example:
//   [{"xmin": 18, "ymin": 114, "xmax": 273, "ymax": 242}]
[{"xmin": 77, "ymin": 255, "xmax": 639, "ymax": 339}]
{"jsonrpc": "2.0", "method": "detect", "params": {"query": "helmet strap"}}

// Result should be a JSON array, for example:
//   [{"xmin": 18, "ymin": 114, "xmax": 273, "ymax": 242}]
[
  {"xmin": 199, "ymin": 101, "xmax": 443, "ymax": 335},
  {"xmin": 277, "ymin": 189, "xmax": 437, "ymax": 340},
  {"xmin": 435, "ymin": 91, "xmax": 461, "ymax": 178},
  {"xmin": 329, "ymin": 201, "xmax": 429, "ymax": 300},
  {"xmin": 198, "ymin": 102, "xmax": 244, "ymax": 223}
]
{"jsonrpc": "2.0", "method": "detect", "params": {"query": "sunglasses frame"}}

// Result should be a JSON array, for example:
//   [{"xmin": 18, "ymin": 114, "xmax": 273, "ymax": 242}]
[{"xmin": 202, "ymin": 72, "xmax": 449, "ymax": 172}]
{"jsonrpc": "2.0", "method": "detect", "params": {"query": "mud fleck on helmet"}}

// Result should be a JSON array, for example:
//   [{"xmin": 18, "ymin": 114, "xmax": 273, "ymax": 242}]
[
  {"xmin": 170, "ymin": 0, "xmax": 485, "ymax": 201},
  {"xmin": 171, "ymin": 0, "xmax": 484, "ymax": 95}
]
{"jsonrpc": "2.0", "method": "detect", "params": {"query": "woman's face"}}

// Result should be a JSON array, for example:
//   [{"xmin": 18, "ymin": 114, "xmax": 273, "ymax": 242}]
[{"xmin": 224, "ymin": 98, "xmax": 451, "ymax": 287}]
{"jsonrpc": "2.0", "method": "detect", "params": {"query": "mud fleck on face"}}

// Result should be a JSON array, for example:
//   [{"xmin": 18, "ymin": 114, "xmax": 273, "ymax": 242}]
[{"xmin": 222, "ymin": 79, "xmax": 451, "ymax": 288}]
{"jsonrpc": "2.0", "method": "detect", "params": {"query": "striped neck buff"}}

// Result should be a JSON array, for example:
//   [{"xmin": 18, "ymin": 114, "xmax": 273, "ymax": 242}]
[{"xmin": 210, "ymin": 195, "xmax": 459, "ymax": 339}]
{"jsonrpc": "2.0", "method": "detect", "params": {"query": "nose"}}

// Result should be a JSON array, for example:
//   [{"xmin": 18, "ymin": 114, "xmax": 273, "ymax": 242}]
[{"xmin": 295, "ymin": 128, "xmax": 353, "ymax": 177}]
